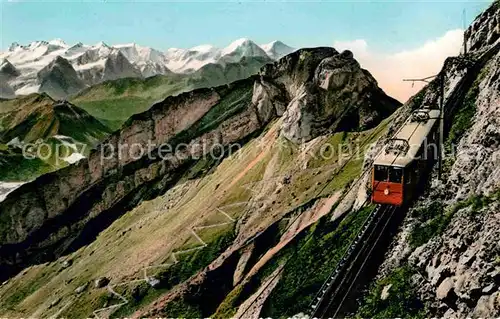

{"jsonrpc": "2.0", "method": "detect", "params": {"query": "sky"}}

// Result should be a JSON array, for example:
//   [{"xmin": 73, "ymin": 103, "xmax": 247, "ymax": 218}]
[{"xmin": 0, "ymin": 0, "xmax": 493, "ymax": 101}]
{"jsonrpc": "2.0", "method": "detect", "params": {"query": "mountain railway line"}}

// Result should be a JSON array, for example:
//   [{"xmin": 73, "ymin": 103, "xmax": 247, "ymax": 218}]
[
  {"xmin": 234, "ymin": 47, "xmax": 490, "ymax": 314},
  {"xmin": 309, "ymin": 204, "xmax": 399, "ymax": 318},
  {"xmin": 61, "ymin": 40, "xmax": 500, "ymax": 319},
  {"xmin": 305, "ymin": 43, "xmax": 499, "ymax": 318}
]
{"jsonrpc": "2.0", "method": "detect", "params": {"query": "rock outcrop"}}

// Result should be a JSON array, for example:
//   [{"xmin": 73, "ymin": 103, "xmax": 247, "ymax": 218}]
[
  {"xmin": 0, "ymin": 47, "xmax": 399, "ymax": 280},
  {"xmin": 0, "ymin": 60, "xmax": 21, "ymax": 98},
  {"xmin": 37, "ymin": 56, "xmax": 86, "ymax": 99},
  {"xmin": 0, "ymin": 59, "xmax": 20, "ymax": 81},
  {"xmin": 373, "ymin": 1, "xmax": 500, "ymax": 318},
  {"xmin": 408, "ymin": 202, "xmax": 500, "ymax": 317},
  {"xmin": 258, "ymin": 48, "xmax": 399, "ymax": 142},
  {"xmin": 465, "ymin": 1, "xmax": 499, "ymax": 52}
]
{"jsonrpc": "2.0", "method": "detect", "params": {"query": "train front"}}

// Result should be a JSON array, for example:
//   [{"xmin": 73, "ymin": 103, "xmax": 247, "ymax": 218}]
[
  {"xmin": 371, "ymin": 163, "xmax": 404, "ymax": 206},
  {"xmin": 371, "ymin": 138, "xmax": 409, "ymax": 206}
]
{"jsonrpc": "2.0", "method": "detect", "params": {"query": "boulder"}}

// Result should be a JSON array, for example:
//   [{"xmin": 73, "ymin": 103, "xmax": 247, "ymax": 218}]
[
  {"xmin": 482, "ymin": 283, "xmax": 496, "ymax": 294},
  {"xmin": 75, "ymin": 282, "xmax": 88, "ymax": 294},
  {"xmin": 146, "ymin": 276, "xmax": 160, "ymax": 288},
  {"xmin": 437, "ymin": 277, "xmax": 455, "ymax": 300},
  {"xmin": 61, "ymin": 259, "xmax": 73, "ymax": 269},
  {"xmin": 49, "ymin": 297, "xmax": 61, "ymax": 309},
  {"xmin": 94, "ymin": 277, "xmax": 110, "ymax": 289},
  {"xmin": 381, "ymin": 284, "xmax": 392, "ymax": 300},
  {"xmin": 472, "ymin": 292, "xmax": 500, "ymax": 317}
]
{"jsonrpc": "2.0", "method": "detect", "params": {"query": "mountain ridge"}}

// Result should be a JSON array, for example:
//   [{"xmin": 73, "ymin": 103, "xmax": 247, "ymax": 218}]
[
  {"xmin": 0, "ymin": 46, "xmax": 399, "ymax": 290},
  {"xmin": 0, "ymin": 92, "xmax": 113, "ymax": 182},
  {"xmin": 0, "ymin": 2, "xmax": 498, "ymax": 318},
  {"xmin": 0, "ymin": 38, "xmax": 296, "ymax": 99},
  {"xmin": 0, "ymin": 93, "xmax": 111, "ymax": 145}
]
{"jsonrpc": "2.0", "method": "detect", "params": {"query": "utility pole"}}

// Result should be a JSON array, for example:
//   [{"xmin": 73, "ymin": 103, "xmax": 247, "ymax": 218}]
[
  {"xmin": 463, "ymin": 9, "xmax": 468, "ymax": 55},
  {"xmin": 403, "ymin": 74, "xmax": 437, "ymax": 90},
  {"xmin": 403, "ymin": 74, "xmax": 438, "ymax": 105},
  {"xmin": 438, "ymin": 73, "xmax": 445, "ymax": 180},
  {"xmin": 403, "ymin": 73, "xmax": 445, "ymax": 180}
]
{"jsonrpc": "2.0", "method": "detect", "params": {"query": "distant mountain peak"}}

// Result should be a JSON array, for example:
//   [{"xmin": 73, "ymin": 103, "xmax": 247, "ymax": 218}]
[
  {"xmin": 67, "ymin": 42, "xmax": 84, "ymax": 51},
  {"xmin": 8, "ymin": 42, "xmax": 21, "ymax": 52},
  {"xmin": 0, "ymin": 58, "xmax": 20, "ymax": 79},
  {"xmin": 115, "ymin": 42, "xmax": 137, "ymax": 48},
  {"xmin": 37, "ymin": 55, "xmax": 86, "ymax": 99},
  {"xmin": 95, "ymin": 41, "xmax": 110, "ymax": 48},
  {"xmin": 49, "ymin": 39, "xmax": 67, "ymax": 47},
  {"xmin": 222, "ymin": 38, "xmax": 258, "ymax": 55},
  {"xmin": 230, "ymin": 37, "xmax": 252, "ymax": 45},
  {"xmin": 1, "ymin": 37, "xmax": 295, "ymax": 96},
  {"xmin": 190, "ymin": 44, "xmax": 217, "ymax": 53},
  {"xmin": 261, "ymin": 40, "xmax": 296, "ymax": 60},
  {"xmin": 261, "ymin": 40, "xmax": 283, "ymax": 47},
  {"xmin": 220, "ymin": 38, "xmax": 269, "ymax": 63}
]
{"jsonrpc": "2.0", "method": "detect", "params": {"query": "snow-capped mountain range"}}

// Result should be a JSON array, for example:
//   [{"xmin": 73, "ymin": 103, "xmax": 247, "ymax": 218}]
[{"xmin": 0, "ymin": 39, "xmax": 295, "ymax": 99}]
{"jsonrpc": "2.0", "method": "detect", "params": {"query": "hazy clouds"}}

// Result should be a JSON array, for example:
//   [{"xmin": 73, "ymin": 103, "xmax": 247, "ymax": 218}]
[{"xmin": 334, "ymin": 29, "xmax": 464, "ymax": 102}]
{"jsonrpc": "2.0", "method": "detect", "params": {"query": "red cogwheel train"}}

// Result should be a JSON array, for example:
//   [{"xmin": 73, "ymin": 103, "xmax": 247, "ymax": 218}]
[{"xmin": 371, "ymin": 108, "xmax": 441, "ymax": 206}]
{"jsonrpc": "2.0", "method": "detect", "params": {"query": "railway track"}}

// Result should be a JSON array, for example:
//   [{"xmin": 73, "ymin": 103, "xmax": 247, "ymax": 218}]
[
  {"xmin": 309, "ymin": 204, "xmax": 399, "ymax": 318},
  {"xmin": 307, "ymin": 43, "xmax": 500, "ymax": 318}
]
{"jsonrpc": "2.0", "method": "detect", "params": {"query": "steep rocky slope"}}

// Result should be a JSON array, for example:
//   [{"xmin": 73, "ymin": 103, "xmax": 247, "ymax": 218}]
[
  {"xmin": 37, "ymin": 56, "xmax": 86, "ymax": 99},
  {"xmin": 0, "ymin": 93, "xmax": 112, "ymax": 182},
  {"xmin": 357, "ymin": 2, "xmax": 500, "ymax": 318},
  {"xmin": 0, "ymin": 46, "xmax": 399, "ymax": 317},
  {"xmin": 0, "ymin": 93, "xmax": 111, "ymax": 146},
  {"xmin": 0, "ymin": 60, "xmax": 19, "ymax": 99}
]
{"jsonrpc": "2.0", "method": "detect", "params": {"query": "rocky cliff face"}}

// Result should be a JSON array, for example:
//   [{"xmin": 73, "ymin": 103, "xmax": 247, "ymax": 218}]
[
  {"xmin": 257, "ymin": 48, "xmax": 398, "ymax": 142},
  {"xmin": 0, "ymin": 60, "xmax": 20, "ymax": 99},
  {"xmin": 465, "ymin": 1, "xmax": 499, "ymax": 52},
  {"xmin": 0, "ymin": 59, "xmax": 20, "ymax": 81},
  {"xmin": 0, "ymin": 47, "xmax": 399, "ymax": 281},
  {"xmin": 363, "ymin": 2, "xmax": 500, "ymax": 318},
  {"xmin": 37, "ymin": 56, "xmax": 86, "ymax": 99}
]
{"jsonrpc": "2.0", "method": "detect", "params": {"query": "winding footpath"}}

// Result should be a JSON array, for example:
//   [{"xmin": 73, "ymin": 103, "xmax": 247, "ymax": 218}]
[
  {"xmin": 92, "ymin": 203, "xmax": 239, "ymax": 319},
  {"xmin": 91, "ymin": 154, "xmax": 343, "ymax": 318}
]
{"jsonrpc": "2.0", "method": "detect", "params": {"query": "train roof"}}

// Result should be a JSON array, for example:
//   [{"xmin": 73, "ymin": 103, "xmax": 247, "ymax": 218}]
[{"xmin": 374, "ymin": 108, "xmax": 441, "ymax": 168}]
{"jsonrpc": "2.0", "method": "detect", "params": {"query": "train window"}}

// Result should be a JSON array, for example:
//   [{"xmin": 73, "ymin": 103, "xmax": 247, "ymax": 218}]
[
  {"xmin": 389, "ymin": 167, "xmax": 403, "ymax": 183},
  {"xmin": 405, "ymin": 167, "xmax": 412, "ymax": 184},
  {"xmin": 374, "ymin": 165, "xmax": 388, "ymax": 181}
]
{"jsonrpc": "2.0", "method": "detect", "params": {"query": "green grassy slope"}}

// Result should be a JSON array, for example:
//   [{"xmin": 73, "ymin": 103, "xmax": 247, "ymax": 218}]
[
  {"xmin": 71, "ymin": 57, "xmax": 271, "ymax": 131},
  {"xmin": 0, "ymin": 94, "xmax": 112, "ymax": 181},
  {"xmin": 0, "ymin": 145, "xmax": 54, "ymax": 182},
  {"xmin": 0, "ymin": 112, "xmax": 391, "ymax": 317},
  {"xmin": 71, "ymin": 75, "xmax": 192, "ymax": 130},
  {"xmin": 0, "ymin": 93, "xmax": 111, "ymax": 145}
]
